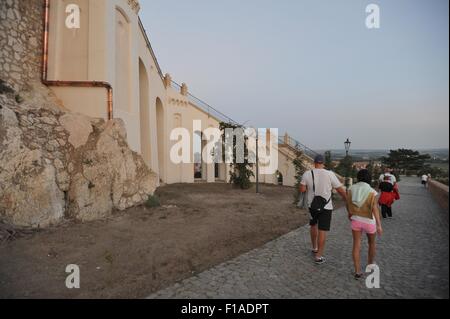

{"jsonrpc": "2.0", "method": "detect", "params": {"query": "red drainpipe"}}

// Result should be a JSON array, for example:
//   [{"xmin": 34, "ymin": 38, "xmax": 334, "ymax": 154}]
[{"xmin": 41, "ymin": 0, "xmax": 114, "ymax": 120}]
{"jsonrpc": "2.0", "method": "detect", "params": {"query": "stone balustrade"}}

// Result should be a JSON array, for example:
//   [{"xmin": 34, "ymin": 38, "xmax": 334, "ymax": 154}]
[{"xmin": 428, "ymin": 180, "xmax": 449, "ymax": 212}]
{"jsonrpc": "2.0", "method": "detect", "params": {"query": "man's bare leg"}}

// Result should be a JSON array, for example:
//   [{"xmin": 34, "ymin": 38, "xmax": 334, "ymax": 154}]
[
  {"xmin": 316, "ymin": 230, "xmax": 327, "ymax": 258},
  {"xmin": 310, "ymin": 224, "xmax": 318, "ymax": 251}
]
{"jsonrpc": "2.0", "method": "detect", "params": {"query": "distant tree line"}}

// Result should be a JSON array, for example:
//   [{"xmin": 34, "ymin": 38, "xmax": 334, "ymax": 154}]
[
  {"xmin": 323, "ymin": 148, "xmax": 448, "ymax": 185},
  {"xmin": 381, "ymin": 149, "xmax": 430, "ymax": 175}
]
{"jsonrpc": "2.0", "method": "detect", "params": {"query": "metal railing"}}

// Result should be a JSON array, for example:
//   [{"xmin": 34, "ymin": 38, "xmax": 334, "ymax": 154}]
[
  {"xmin": 139, "ymin": 15, "xmax": 320, "ymax": 160},
  {"xmin": 136, "ymin": 18, "xmax": 243, "ymax": 128},
  {"xmin": 138, "ymin": 17, "xmax": 240, "ymax": 126},
  {"xmin": 172, "ymin": 83, "xmax": 319, "ymax": 159},
  {"xmin": 171, "ymin": 80, "xmax": 240, "ymax": 126},
  {"xmin": 170, "ymin": 81, "xmax": 182, "ymax": 92},
  {"xmin": 138, "ymin": 17, "xmax": 164, "ymax": 81},
  {"xmin": 278, "ymin": 135, "xmax": 319, "ymax": 160}
]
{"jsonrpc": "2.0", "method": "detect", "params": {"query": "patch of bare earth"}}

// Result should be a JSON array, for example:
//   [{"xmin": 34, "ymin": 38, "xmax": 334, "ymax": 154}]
[{"xmin": 0, "ymin": 183, "xmax": 310, "ymax": 298}]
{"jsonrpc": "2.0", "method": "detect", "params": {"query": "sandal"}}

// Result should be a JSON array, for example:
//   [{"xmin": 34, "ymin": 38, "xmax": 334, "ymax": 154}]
[
  {"xmin": 354, "ymin": 273, "xmax": 364, "ymax": 280},
  {"xmin": 315, "ymin": 257, "xmax": 326, "ymax": 265}
]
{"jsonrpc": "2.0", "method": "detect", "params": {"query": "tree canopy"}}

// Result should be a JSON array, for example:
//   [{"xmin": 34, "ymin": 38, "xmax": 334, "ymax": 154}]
[
  {"xmin": 292, "ymin": 144, "xmax": 307, "ymax": 204},
  {"xmin": 382, "ymin": 149, "xmax": 431, "ymax": 175},
  {"xmin": 219, "ymin": 122, "xmax": 254, "ymax": 189},
  {"xmin": 335, "ymin": 155, "xmax": 357, "ymax": 178},
  {"xmin": 324, "ymin": 151, "xmax": 335, "ymax": 171}
]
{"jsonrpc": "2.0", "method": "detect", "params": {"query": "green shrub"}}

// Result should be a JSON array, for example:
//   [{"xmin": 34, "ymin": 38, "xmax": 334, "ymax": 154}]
[
  {"xmin": 145, "ymin": 195, "xmax": 161, "ymax": 208},
  {"xmin": 293, "ymin": 146, "xmax": 307, "ymax": 204},
  {"xmin": 15, "ymin": 94, "xmax": 24, "ymax": 104},
  {"xmin": 229, "ymin": 164, "xmax": 254, "ymax": 190},
  {"xmin": 220, "ymin": 122, "xmax": 254, "ymax": 190}
]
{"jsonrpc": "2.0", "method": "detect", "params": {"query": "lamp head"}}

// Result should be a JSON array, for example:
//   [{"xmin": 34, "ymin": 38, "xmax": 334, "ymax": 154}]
[{"xmin": 344, "ymin": 138, "xmax": 352, "ymax": 152}]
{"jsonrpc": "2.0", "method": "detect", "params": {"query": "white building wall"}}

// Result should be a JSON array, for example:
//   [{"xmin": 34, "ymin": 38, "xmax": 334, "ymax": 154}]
[{"xmin": 45, "ymin": 0, "xmax": 311, "ymax": 187}]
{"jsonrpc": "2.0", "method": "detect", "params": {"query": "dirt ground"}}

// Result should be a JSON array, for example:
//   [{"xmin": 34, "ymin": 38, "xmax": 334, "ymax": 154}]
[{"xmin": 0, "ymin": 183, "xmax": 313, "ymax": 299}]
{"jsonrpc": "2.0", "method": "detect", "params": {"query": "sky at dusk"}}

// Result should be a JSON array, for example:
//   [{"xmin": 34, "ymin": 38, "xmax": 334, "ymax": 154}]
[{"xmin": 139, "ymin": 0, "xmax": 449, "ymax": 150}]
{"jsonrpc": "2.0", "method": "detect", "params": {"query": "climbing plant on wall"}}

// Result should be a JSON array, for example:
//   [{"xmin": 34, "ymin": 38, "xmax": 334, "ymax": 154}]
[
  {"xmin": 219, "ymin": 122, "xmax": 254, "ymax": 189},
  {"xmin": 293, "ymin": 144, "xmax": 307, "ymax": 204}
]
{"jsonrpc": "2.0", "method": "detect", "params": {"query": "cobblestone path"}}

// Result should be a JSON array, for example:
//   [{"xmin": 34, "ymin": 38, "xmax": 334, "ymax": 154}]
[{"xmin": 149, "ymin": 177, "xmax": 449, "ymax": 299}]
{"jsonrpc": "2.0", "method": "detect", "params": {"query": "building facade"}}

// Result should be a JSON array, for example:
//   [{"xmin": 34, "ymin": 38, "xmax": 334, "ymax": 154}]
[{"xmin": 29, "ymin": 0, "xmax": 313, "ymax": 187}]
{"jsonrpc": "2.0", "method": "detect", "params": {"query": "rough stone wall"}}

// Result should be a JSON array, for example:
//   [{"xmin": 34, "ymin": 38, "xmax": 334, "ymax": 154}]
[
  {"xmin": 0, "ymin": 90, "xmax": 158, "ymax": 228},
  {"xmin": 0, "ymin": 0, "xmax": 158, "ymax": 228},
  {"xmin": 0, "ymin": 0, "xmax": 43, "ymax": 92}
]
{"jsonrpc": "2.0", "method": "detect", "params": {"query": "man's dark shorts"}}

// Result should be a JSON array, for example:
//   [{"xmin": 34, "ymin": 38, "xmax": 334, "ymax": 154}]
[{"xmin": 309, "ymin": 208, "xmax": 332, "ymax": 231}]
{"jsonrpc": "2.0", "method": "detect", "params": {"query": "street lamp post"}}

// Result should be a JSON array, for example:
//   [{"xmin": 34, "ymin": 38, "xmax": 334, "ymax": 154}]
[
  {"xmin": 345, "ymin": 138, "xmax": 351, "ymax": 157},
  {"xmin": 256, "ymin": 131, "xmax": 259, "ymax": 194},
  {"xmin": 344, "ymin": 138, "xmax": 352, "ymax": 188}
]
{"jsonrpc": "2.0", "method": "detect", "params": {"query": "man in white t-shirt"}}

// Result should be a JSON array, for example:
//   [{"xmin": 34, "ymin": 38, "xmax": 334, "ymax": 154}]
[
  {"xmin": 300, "ymin": 155, "xmax": 348, "ymax": 265},
  {"xmin": 421, "ymin": 174, "xmax": 429, "ymax": 188}
]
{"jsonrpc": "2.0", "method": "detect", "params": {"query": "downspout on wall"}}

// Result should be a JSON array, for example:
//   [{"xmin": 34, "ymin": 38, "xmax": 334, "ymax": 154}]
[{"xmin": 41, "ymin": 0, "xmax": 114, "ymax": 120}]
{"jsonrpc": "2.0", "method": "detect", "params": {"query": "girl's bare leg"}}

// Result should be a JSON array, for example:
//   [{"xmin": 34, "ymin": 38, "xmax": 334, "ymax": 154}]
[
  {"xmin": 367, "ymin": 233, "xmax": 377, "ymax": 265},
  {"xmin": 352, "ymin": 230, "xmax": 362, "ymax": 274}
]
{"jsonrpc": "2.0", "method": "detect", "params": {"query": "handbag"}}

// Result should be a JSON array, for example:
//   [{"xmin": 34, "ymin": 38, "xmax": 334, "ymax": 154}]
[
  {"xmin": 393, "ymin": 184, "xmax": 400, "ymax": 200},
  {"xmin": 310, "ymin": 170, "xmax": 331, "ymax": 212}
]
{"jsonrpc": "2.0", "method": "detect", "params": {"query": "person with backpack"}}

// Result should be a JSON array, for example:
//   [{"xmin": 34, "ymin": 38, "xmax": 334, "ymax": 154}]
[
  {"xmin": 378, "ymin": 175, "xmax": 396, "ymax": 218},
  {"xmin": 347, "ymin": 169, "xmax": 383, "ymax": 279},
  {"xmin": 379, "ymin": 168, "xmax": 397, "ymax": 185},
  {"xmin": 299, "ymin": 155, "xmax": 348, "ymax": 265}
]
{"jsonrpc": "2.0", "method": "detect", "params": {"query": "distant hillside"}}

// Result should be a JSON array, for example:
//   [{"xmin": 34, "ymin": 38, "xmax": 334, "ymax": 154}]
[{"xmin": 317, "ymin": 149, "xmax": 449, "ymax": 161}]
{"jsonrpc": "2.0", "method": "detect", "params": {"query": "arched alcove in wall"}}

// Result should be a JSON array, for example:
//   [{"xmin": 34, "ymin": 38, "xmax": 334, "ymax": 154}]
[
  {"xmin": 277, "ymin": 171, "xmax": 284, "ymax": 185},
  {"xmin": 139, "ymin": 59, "xmax": 151, "ymax": 166},
  {"xmin": 193, "ymin": 131, "xmax": 203, "ymax": 180},
  {"xmin": 156, "ymin": 97, "xmax": 165, "ymax": 180}
]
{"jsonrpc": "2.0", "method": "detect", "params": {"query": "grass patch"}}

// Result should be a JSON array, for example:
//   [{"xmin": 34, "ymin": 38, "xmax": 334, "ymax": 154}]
[
  {"xmin": 15, "ymin": 94, "xmax": 24, "ymax": 104},
  {"xmin": 145, "ymin": 195, "xmax": 161, "ymax": 208}
]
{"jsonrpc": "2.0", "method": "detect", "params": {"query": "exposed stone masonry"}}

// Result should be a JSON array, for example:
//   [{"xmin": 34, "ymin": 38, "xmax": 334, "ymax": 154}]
[
  {"xmin": 0, "ymin": 0, "xmax": 158, "ymax": 228},
  {"xmin": 0, "ymin": 90, "xmax": 157, "ymax": 228},
  {"xmin": 0, "ymin": 0, "xmax": 43, "ymax": 92}
]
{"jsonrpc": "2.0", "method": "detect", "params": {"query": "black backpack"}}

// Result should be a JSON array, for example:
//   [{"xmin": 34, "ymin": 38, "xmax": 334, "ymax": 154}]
[{"xmin": 310, "ymin": 170, "xmax": 331, "ymax": 212}]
